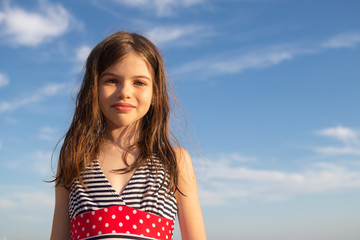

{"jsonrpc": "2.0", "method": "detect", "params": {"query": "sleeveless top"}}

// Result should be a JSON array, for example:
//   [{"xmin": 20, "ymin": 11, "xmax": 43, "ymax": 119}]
[{"xmin": 69, "ymin": 159, "xmax": 177, "ymax": 240}]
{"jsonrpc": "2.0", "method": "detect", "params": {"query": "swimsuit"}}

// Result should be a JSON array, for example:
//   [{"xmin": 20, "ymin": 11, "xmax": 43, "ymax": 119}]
[{"xmin": 69, "ymin": 159, "xmax": 177, "ymax": 240}]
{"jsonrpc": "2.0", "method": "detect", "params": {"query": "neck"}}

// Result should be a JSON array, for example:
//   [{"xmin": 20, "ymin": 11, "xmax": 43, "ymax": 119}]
[{"xmin": 104, "ymin": 123, "xmax": 140, "ymax": 150}]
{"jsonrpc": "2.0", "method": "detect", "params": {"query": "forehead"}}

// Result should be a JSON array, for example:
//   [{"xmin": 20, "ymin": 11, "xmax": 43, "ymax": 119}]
[{"xmin": 102, "ymin": 52, "xmax": 154, "ymax": 80}]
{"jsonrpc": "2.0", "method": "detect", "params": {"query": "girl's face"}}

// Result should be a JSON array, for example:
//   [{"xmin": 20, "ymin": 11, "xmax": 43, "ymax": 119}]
[{"xmin": 98, "ymin": 52, "xmax": 153, "ymax": 131}]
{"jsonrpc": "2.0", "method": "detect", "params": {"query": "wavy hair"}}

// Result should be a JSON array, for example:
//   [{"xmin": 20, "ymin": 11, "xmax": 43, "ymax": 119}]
[{"xmin": 54, "ymin": 31, "xmax": 179, "ymax": 193}]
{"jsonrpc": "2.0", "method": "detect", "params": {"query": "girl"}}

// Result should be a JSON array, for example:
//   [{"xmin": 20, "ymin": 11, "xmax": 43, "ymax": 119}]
[{"xmin": 50, "ymin": 31, "xmax": 206, "ymax": 240}]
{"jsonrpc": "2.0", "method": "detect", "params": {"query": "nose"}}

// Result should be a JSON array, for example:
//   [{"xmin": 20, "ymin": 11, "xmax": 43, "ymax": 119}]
[{"xmin": 116, "ymin": 81, "xmax": 131, "ymax": 99}]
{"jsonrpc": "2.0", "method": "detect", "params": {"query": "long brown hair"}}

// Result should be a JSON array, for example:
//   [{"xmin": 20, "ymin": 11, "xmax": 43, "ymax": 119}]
[{"xmin": 54, "ymin": 31, "xmax": 179, "ymax": 193}]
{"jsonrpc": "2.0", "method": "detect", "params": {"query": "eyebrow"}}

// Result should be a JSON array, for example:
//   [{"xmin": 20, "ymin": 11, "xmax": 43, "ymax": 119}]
[{"xmin": 100, "ymin": 72, "xmax": 151, "ymax": 81}]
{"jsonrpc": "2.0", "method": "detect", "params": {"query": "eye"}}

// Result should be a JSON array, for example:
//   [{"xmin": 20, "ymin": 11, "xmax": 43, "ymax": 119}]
[
  {"xmin": 105, "ymin": 78, "xmax": 118, "ymax": 84},
  {"xmin": 134, "ymin": 80, "xmax": 146, "ymax": 86}
]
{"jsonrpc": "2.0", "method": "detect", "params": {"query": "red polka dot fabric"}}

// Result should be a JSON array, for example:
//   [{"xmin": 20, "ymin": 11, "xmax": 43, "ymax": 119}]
[{"xmin": 71, "ymin": 205, "xmax": 174, "ymax": 240}]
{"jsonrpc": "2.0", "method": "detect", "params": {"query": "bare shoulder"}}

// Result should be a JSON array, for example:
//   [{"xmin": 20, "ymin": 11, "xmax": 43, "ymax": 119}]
[
  {"xmin": 172, "ymin": 146, "xmax": 192, "ymax": 165},
  {"xmin": 172, "ymin": 146, "xmax": 197, "ymax": 196},
  {"xmin": 173, "ymin": 147, "xmax": 195, "ymax": 177},
  {"xmin": 172, "ymin": 147, "xmax": 207, "ymax": 239}
]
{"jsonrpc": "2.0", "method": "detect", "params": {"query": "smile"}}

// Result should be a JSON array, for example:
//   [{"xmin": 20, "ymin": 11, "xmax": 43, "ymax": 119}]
[{"xmin": 112, "ymin": 103, "xmax": 135, "ymax": 112}]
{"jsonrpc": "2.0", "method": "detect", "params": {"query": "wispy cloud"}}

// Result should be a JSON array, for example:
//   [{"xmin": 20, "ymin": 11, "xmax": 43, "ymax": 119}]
[
  {"xmin": 76, "ymin": 45, "xmax": 91, "ymax": 63},
  {"xmin": 173, "ymin": 45, "xmax": 314, "ymax": 78},
  {"xmin": 198, "ymin": 126, "xmax": 360, "ymax": 206},
  {"xmin": 0, "ymin": 72, "xmax": 9, "ymax": 88},
  {"xmin": 145, "ymin": 24, "xmax": 212, "ymax": 46},
  {"xmin": 31, "ymin": 150, "xmax": 53, "ymax": 176},
  {"xmin": 316, "ymin": 126, "xmax": 359, "ymax": 144},
  {"xmin": 111, "ymin": 0, "xmax": 203, "ymax": 17},
  {"xmin": 2, "ymin": 150, "xmax": 53, "ymax": 176},
  {"xmin": 0, "ymin": 0, "xmax": 75, "ymax": 47},
  {"xmin": 0, "ymin": 83, "xmax": 67, "ymax": 113},
  {"xmin": 38, "ymin": 126, "xmax": 59, "ymax": 142},
  {"xmin": 0, "ymin": 185, "xmax": 54, "ymax": 223},
  {"xmin": 173, "ymin": 31, "xmax": 360, "ymax": 79},
  {"xmin": 314, "ymin": 126, "xmax": 360, "ymax": 156},
  {"xmin": 322, "ymin": 32, "xmax": 360, "ymax": 49},
  {"xmin": 73, "ymin": 45, "xmax": 92, "ymax": 71},
  {"xmin": 198, "ymin": 155, "xmax": 360, "ymax": 206}
]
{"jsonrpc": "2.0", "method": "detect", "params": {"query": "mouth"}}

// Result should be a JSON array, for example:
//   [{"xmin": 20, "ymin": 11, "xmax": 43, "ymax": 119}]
[{"xmin": 112, "ymin": 102, "xmax": 135, "ymax": 112}]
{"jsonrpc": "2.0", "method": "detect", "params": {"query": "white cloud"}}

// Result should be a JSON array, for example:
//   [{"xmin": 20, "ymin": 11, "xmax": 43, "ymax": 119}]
[
  {"xmin": 316, "ymin": 126, "xmax": 359, "ymax": 144},
  {"xmin": 0, "ymin": 186, "xmax": 53, "ymax": 209},
  {"xmin": 314, "ymin": 146, "xmax": 360, "ymax": 156},
  {"xmin": 0, "ymin": 72, "xmax": 9, "ymax": 88},
  {"xmin": 38, "ymin": 126, "xmax": 59, "ymax": 141},
  {"xmin": 173, "ymin": 31, "xmax": 360, "ymax": 79},
  {"xmin": 1, "ymin": 150, "xmax": 53, "ymax": 176},
  {"xmin": 198, "ymin": 155, "xmax": 360, "ymax": 206},
  {"xmin": 112, "ymin": 0, "xmax": 203, "ymax": 17},
  {"xmin": 173, "ymin": 46, "xmax": 306, "ymax": 78},
  {"xmin": 323, "ymin": 32, "xmax": 360, "ymax": 49},
  {"xmin": 212, "ymin": 51, "xmax": 293, "ymax": 74},
  {"xmin": 73, "ymin": 45, "xmax": 91, "ymax": 71},
  {"xmin": 145, "ymin": 25, "xmax": 211, "ymax": 46},
  {"xmin": 0, "ymin": 185, "xmax": 54, "ymax": 223},
  {"xmin": 0, "ymin": 0, "xmax": 73, "ymax": 47},
  {"xmin": 0, "ymin": 83, "xmax": 67, "ymax": 113},
  {"xmin": 31, "ymin": 150, "xmax": 53, "ymax": 176},
  {"xmin": 76, "ymin": 45, "xmax": 91, "ymax": 63},
  {"xmin": 314, "ymin": 126, "xmax": 360, "ymax": 156}
]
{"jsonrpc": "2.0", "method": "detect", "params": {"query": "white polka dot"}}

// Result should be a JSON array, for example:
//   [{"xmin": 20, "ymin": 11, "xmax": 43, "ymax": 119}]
[
  {"xmin": 72, "ymin": 224, "xmax": 75, "ymax": 228},
  {"xmin": 105, "ymin": 223, "xmax": 109, "ymax": 227},
  {"xmin": 146, "ymin": 228, "xmax": 150, "ymax": 233},
  {"xmin": 169, "ymin": 230, "xmax": 171, "ymax": 234},
  {"xmin": 86, "ymin": 219, "xmax": 90, "ymax": 223},
  {"xmin": 104, "ymin": 208, "xmax": 108, "ymax": 212},
  {"xmin": 166, "ymin": 236, "xmax": 168, "ymax": 239},
  {"xmin": 81, "ymin": 214, "xmax": 84, "ymax": 218},
  {"xmin": 78, "ymin": 222, "xmax": 80, "ymax": 226},
  {"xmin": 91, "ymin": 211, "xmax": 95, "ymax": 215},
  {"xmin": 125, "ymin": 215, "xmax": 130, "ymax": 220},
  {"xmin": 152, "ymin": 223, "xmax": 156, "ymax": 228},
  {"xmin": 157, "ymin": 232, "xmax": 161, "ymax": 237},
  {"xmin": 112, "ymin": 214, "xmax": 116, "ymax": 219},
  {"xmin": 98, "ymin": 231, "xmax": 102, "ymax": 234},
  {"xmin": 118, "ymin": 206, "xmax": 123, "ymax": 211},
  {"xmin": 86, "ymin": 233, "xmax": 90, "ymax": 237},
  {"xmin": 166, "ymin": 222, "xmax": 169, "ymax": 226},
  {"xmin": 146, "ymin": 214, "xmax": 150, "ymax": 219},
  {"xmin": 98, "ymin": 217, "xmax": 102, "ymax": 221},
  {"xmin": 75, "ymin": 230, "xmax": 77, "ymax": 234},
  {"xmin": 158, "ymin": 218, "xmax": 161, "ymax": 222},
  {"xmin": 141, "ymin": 234, "xmax": 144, "ymax": 236},
  {"xmin": 126, "ymin": 231, "xmax": 130, "ymax": 234},
  {"xmin": 139, "ymin": 219, "xmax": 143, "ymax": 224},
  {"xmin": 77, "ymin": 236, "xmax": 80, "ymax": 239},
  {"xmin": 82, "ymin": 227, "xmax": 85, "ymax": 231},
  {"xmin": 133, "ymin": 210, "xmax": 137, "ymax": 214},
  {"xmin": 133, "ymin": 224, "xmax": 137, "ymax": 229},
  {"xmin": 162, "ymin": 227, "xmax": 165, "ymax": 231},
  {"xmin": 112, "ymin": 230, "xmax": 116, "ymax": 233},
  {"xmin": 119, "ymin": 222, "xmax": 123, "ymax": 227},
  {"xmin": 92, "ymin": 225, "xmax": 96, "ymax": 229}
]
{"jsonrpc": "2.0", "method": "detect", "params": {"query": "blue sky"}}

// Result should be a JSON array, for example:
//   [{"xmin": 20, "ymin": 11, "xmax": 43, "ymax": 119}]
[{"xmin": 0, "ymin": 0, "xmax": 360, "ymax": 239}]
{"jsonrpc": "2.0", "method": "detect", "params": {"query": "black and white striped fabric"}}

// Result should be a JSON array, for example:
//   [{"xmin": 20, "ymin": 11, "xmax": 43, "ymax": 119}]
[{"xmin": 69, "ymin": 159, "xmax": 177, "ymax": 222}]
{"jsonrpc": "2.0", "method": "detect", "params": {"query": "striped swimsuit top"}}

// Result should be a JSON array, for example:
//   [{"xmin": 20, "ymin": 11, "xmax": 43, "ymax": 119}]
[{"xmin": 69, "ymin": 159, "xmax": 177, "ymax": 240}]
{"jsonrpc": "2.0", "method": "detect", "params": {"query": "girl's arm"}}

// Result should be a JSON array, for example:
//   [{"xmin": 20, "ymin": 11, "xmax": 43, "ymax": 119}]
[
  {"xmin": 175, "ymin": 148, "xmax": 206, "ymax": 240},
  {"xmin": 50, "ymin": 181, "xmax": 71, "ymax": 239}
]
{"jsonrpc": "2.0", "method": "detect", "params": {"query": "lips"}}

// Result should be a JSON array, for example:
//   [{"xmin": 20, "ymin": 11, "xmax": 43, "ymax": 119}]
[{"xmin": 112, "ymin": 102, "xmax": 135, "ymax": 112}]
